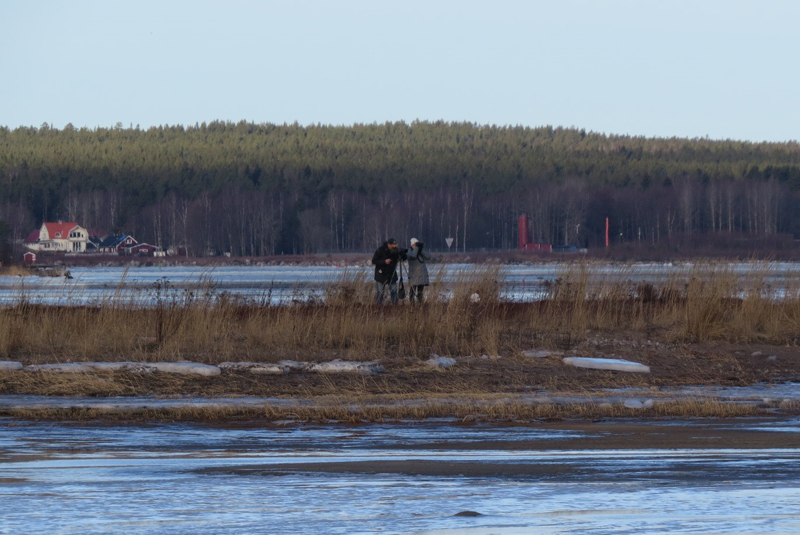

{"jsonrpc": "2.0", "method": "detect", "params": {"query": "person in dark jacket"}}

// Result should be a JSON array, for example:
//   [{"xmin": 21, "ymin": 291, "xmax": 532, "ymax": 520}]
[
  {"xmin": 371, "ymin": 238, "xmax": 407, "ymax": 304},
  {"xmin": 406, "ymin": 238, "xmax": 431, "ymax": 303}
]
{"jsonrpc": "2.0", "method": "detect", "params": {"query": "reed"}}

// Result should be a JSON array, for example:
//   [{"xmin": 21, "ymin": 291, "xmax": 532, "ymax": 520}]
[
  {"xmin": 1, "ymin": 262, "xmax": 800, "ymax": 366},
  {"xmin": 0, "ymin": 397, "xmax": 777, "ymax": 422}
]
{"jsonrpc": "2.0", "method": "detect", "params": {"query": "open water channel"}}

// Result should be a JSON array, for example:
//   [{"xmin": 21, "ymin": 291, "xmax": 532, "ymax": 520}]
[{"xmin": 2, "ymin": 418, "xmax": 800, "ymax": 534}]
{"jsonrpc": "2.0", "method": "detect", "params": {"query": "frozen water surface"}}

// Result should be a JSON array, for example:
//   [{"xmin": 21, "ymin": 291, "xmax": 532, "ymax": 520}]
[
  {"xmin": 1, "ymin": 420, "xmax": 799, "ymax": 534},
  {"xmin": 3, "ymin": 262, "xmax": 800, "ymax": 305}
]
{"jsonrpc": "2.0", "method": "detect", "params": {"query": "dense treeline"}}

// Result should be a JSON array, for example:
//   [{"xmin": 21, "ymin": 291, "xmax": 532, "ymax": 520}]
[{"xmin": 1, "ymin": 121, "xmax": 800, "ymax": 257}]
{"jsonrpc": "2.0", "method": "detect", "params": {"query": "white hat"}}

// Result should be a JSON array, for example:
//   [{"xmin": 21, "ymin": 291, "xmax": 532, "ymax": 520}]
[{"xmin": 410, "ymin": 238, "xmax": 419, "ymax": 246}]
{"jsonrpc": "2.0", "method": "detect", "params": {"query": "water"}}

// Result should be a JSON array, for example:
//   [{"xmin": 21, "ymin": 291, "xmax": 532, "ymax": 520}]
[
  {"xmin": 3, "ymin": 262, "xmax": 800, "ymax": 305},
  {"xmin": 2, "ymin": 419, "xmax": 799, "ymax": 534}
]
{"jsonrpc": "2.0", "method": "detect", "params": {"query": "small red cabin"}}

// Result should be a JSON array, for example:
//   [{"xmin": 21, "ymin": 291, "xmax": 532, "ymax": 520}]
[{"xmin": 126, "ymin": 243, "xmax": 159, "ymax": 256}]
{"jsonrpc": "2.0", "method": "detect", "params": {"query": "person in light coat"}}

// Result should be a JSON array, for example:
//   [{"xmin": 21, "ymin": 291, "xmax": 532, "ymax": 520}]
[{"xmin": 406, "ymin": 238, "xmax": 431, "ymax": 303}]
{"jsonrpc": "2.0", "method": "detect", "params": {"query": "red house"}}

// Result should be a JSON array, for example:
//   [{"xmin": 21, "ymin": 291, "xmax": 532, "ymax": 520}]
[{"xmin": 98, "ymin": 235, "xmax": 138, "ymax": 254}]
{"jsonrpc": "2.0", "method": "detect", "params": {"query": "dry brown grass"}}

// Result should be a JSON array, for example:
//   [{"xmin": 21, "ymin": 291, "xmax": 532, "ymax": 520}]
[
  {"xmin": 0, "ymin": 265, "xmax": 31, "ymax": 276},
  {"xmin": 1, "ymin": 263, "xmax": 799, "ymax": 366},
  {"xmin": 0, "ymin": 397, "xmax": 775, "ymax": 422},
  {"xmin": 527, "ymin": 262, "xmax": 800, "ymax": 346}
]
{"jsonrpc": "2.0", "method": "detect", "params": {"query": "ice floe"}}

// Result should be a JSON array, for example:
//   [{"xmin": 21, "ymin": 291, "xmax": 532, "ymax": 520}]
[
  {"xmin": 0, "ymin": 361, "xmax": 23, "ymax": 371},
  {"xmin": 563, "ymin": 356, "xmax": 651, "ymax": 373}
]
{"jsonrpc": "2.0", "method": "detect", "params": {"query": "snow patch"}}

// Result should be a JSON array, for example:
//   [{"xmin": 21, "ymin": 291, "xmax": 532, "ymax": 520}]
[
  {"xmin": 427, "ymin": 355, "xmax": 457, "ymax": 368},
  {"xmin": 0, "ymin": 361, "xmax": 23, "ymax": 371},
  {"xmin": 219, "ymin": 362, "xmax": 287, "ymax": 375},
  {"xmin": 309, "ymin": 359, "xmax": 385, "ymax": 375},
  {"xmin": 563, "ymin": 357, "xmax": 650, "ymax": 373},
  {"xmin": 24, "ymin": 363, "xmax": 96, "ymax": 373},
  {"xmin": 149, "ymin": 362, "xmax": 221, "ymax": 376},
  {"xmin": 623, "ymin": 399, "xmax": 655, "ymax": 409},
  {"xmin": 85, "ymin": 362, "xmax": 156, "ymax": 373},
  {"xmin": 277, "ymin": 360, "xmax": 311, "ymax": 371}
]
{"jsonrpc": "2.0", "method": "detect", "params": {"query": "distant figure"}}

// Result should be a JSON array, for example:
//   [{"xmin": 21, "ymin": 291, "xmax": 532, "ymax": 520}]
[
  {"xmin": 371, "ymin": 238, "xmax": 407, "ymax": 304},
  {"xmin": 406, "ymin": 238, "xmax": 431, "ymax": 303}
]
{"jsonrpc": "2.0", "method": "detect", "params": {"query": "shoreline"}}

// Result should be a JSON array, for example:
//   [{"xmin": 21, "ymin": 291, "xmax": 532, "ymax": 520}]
[
  {"xmin": 12, "ymin": 250, "xmax": 800, "ymax": 270},
  {"xmin": 2, "ymin": 385, "xmax": 799, "ymax": 422}
]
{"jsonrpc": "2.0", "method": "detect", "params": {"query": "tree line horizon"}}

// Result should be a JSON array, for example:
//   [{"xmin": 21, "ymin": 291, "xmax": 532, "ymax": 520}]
[{"xmin": 1, "ymin": 120, "xmax": 800, "ymax": 259}]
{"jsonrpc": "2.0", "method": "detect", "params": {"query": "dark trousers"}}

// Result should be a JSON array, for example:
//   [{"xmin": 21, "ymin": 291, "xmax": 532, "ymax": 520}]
[{"xmin": 375, "ymin": 280, "xmax": 398, "ymax": 304}]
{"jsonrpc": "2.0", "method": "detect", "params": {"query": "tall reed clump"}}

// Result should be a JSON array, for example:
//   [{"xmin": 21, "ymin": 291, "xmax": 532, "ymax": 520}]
[
  {"xmin": 427, "ymin": 265, "xmax": 506, "ymax": 356},
  {"xmin": 665, "ymin": 262, "xmax": 800, "ymax": 343},
  {"xmin": 725, "ymin": 262, "xmax": 796, "ymax": 342},
  {"xmin": 3, "ymin": 262, "xmax": 800, "ymax": 364},
  {"xmin": 676, "ymin": 264, "xmax": 735, "ymax": 341},
  {"xmin": 529, "ymin": 263, "xmax": 637, "ymax": 346},
  {"xmin": 523, "ymin": 261, "xmax": 800, "ymax": 346},
  {"xmin": 236, "ymin": 265, "xmax": 509, "ymax": 359}
]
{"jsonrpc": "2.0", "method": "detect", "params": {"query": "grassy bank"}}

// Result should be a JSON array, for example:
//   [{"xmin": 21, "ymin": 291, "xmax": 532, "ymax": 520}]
[
  {"xmin": 2, "ymin": 263, "xmax": 799, "ymax": 363},
  {"xmin": 3, "ymin": 397, "xmax": 791, "ymax": 423},
  {"xmin": 1, "ymin": 263, "xmax": 799, "ymax": 419}
]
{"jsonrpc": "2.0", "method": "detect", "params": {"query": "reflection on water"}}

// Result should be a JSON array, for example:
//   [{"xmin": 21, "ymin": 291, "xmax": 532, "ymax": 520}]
[{"xmin": 1, "ymin": 420, "xmax": 799, "ymax": 534}]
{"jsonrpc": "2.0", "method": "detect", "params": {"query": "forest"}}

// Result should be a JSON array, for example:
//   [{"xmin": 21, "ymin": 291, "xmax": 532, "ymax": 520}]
[{"xmin": 1, "ymin": 120, "xmax": 800, "ymax": 258}]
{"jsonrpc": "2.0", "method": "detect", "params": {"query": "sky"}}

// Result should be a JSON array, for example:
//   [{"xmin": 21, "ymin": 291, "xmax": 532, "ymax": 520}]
[{"xmin": 1, "ymin": 0, "xmax": 798, "ymax": 142}]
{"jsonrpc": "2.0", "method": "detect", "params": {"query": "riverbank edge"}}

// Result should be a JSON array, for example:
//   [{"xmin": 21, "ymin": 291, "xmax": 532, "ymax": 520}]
[{"xmin": 2, "ymin": 392, "xmax": 799, "ymax": 422}]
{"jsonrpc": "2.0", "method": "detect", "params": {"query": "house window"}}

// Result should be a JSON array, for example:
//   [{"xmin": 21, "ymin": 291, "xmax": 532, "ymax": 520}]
[{"xmin": 55, "ymin": 232, "xmax": 61, "ymax": 238}]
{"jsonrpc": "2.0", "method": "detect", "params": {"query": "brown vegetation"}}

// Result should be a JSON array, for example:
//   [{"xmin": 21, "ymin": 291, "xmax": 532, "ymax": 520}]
[
  {"xmin": 1, "ymin": 263, "xmax": 799, "ymax": 419},
  {"xmin": 0, "ymin": 397, "xmax": 776, "ymax": 423},
  {"xmin": 2, "ymin": 264, "xmax": 799, "ymax": 363}
]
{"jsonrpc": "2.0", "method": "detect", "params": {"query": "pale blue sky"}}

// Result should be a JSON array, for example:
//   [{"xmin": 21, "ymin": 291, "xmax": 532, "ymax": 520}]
[{"xmin": 1, "ymin": 0, "xmax": 798, "ymax": 141}]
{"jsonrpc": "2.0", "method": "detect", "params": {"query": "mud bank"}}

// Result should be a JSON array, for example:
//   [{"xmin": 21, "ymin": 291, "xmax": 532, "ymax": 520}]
[{"xmin": 1, "ymin": 382, "xmax": 799, "ymax": 421}]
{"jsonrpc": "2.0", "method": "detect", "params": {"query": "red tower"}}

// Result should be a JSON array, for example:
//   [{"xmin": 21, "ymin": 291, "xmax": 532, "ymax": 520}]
[{"xmin": 518, "ymin": 214, "xmax": 530, "ymax": 250}]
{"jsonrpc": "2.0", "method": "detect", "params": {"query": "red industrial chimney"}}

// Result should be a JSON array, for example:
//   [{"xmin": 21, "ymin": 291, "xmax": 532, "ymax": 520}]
[{"xmin": 518, "ymin": 214, "xmax": 530, "ymax": 249}]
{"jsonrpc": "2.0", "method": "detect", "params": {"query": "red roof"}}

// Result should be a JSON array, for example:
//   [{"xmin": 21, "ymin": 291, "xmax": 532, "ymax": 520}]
[
  {"xmin": 25, "ymin": 230, "xmax": 40, "ymax": 243},
  {"xmin": 43, "ymin": 222, "xmax": 79, "ymax": 239}
]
